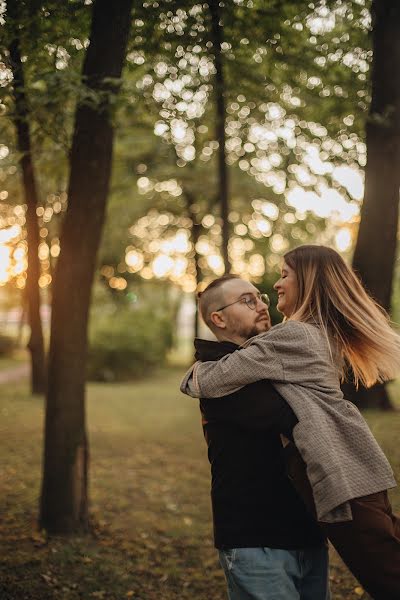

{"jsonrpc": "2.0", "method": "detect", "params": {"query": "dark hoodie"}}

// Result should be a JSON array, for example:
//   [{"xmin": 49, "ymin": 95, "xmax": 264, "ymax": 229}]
[{"xmin": 196, "ymin": 338, "xmax": 325, "ymax": 550}]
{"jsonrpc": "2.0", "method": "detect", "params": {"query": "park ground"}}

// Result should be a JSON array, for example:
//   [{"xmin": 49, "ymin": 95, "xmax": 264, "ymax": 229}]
[{"xmin": 0, "ymin": 364, "xmax": 399, "ymax": 600}]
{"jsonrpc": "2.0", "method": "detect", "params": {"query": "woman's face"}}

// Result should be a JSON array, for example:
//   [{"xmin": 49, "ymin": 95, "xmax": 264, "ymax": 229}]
[{"xmin": 274, "ymin": 261, "xmax": 299, "ymax": 317}]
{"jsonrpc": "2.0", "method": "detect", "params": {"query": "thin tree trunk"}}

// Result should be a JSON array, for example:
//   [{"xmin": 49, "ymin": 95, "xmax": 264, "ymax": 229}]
[
  {"xmin": 185, "ymin": 190, "xmax": 202, "ymax": 339},
  {"xmin": 17, "ymin": 295, "xmax": 26, "ymax": 349},
  {"xmin": 8, "ymin": 9, "xmax": 46, "ymax": 394},
  {"xmin": 39, "ymin": 0, "xmax": 133, "ymax": 534},
  {"xmin": 209, "ymin": 0, "xmax": 231, "ymax": 274},
  {"xmin": 348, "ymin": 1, "xmax": 400, "ymax": 410}
]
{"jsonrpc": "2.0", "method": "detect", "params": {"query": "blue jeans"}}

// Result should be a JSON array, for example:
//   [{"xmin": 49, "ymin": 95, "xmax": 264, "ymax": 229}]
[{"xmin": 218, "ymin": 546, "xmax": 330, "ymax": 600}]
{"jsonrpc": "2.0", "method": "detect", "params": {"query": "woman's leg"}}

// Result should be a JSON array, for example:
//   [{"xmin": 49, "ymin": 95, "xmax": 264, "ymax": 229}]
[
  {"xmin": 284, "ymin": 443, "xmax": 400, "ymax": 600},
  {"xmin": 322, "ymin": 492, "xmax": 400, "ymax": 600}
]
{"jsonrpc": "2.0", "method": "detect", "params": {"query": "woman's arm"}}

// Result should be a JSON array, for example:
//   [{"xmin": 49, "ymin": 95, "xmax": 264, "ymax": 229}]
[
  {"xmin": 181, "ymin": 333, "xmax": 284, "ymax": 397},
  {"xmin": 180, "ymin": 321, "xmax": 320, "ymax": 398}
]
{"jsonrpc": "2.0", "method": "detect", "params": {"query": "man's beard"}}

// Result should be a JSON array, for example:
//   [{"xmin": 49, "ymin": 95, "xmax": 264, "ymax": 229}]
[
  {"xmin": 230, "ymin": 320, "xmax": 267, "ymax": 341},
  {"xmin": 244, "ymin": 325, "xmax": 264, "ymax": 340}
]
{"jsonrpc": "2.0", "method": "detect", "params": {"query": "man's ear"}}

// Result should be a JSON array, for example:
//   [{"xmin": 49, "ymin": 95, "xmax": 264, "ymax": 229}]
[{"xmin": 210, "ymin": 311, "xmax": 227, "ymax": 330}]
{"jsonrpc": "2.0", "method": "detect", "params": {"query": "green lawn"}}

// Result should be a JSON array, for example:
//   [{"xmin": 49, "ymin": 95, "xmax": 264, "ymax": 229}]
[{"xmin": 1, "ymin": 368, "xmax": 399, "ymax": 600}]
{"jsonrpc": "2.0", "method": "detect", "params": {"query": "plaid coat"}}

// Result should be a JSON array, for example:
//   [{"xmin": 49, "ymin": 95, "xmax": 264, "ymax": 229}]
[{"xmin": 180, "ymin": 321, "xmax": 396, "ymax": 523}]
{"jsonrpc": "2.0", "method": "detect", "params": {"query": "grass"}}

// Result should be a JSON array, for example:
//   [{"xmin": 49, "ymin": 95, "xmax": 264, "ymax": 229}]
[
  {"xmin": 0, "ymin": 349, "xmax": 28, "ymax": 370},
  {"xmin": 1, "ymin": 367, "xmax": 399, "ymax": 600}
]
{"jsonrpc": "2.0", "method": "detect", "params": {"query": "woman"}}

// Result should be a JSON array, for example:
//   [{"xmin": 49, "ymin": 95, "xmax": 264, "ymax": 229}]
[{"xmin": 181, "ymin": 245, "xmax": 400, "ymax": 599}]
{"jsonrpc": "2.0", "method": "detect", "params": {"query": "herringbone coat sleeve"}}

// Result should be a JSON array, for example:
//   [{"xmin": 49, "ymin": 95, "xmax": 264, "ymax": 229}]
[{"xmin": 181, "ymin": 322, "xmax": 322, "ymax": 398}]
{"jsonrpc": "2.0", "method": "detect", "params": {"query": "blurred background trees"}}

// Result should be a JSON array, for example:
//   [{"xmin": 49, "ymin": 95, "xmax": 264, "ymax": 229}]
[
  {"xmin": 113, "ymin": 0, "xmax": 397, "ymax": 383},
  {"xmin": 1, "ymin": 0, "xmax": 397, "ymax": 383}
]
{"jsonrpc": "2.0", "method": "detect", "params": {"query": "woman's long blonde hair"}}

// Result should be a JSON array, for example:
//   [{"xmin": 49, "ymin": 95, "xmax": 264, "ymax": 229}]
[{"xmin": 284, "ymin": 245, "xmax": 400, "ymax": 388}]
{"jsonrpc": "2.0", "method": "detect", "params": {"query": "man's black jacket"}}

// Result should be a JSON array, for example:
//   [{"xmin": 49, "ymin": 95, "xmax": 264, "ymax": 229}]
[{"xmin": 196, "ymin": 338, "xmax": 325, "ymax": 550}]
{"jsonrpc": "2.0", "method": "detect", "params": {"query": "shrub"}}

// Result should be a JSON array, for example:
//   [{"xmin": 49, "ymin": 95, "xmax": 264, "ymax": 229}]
[
  {"xmin": 87, "ymin": 304, "xmax": 173, "ymax": 382},
  {"xmin": 0, "ymin": 333, "xmax": 16, "ymax": 356}
]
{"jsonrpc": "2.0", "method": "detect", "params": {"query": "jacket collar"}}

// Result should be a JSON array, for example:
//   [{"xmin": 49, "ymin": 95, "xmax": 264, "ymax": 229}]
[{"xmin": 194, "ymin": 338, "xmax": 239, "ymax": 361}]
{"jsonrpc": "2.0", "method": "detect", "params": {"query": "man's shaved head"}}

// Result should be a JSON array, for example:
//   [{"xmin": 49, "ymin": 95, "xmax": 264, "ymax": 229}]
[{"xmin": 198, "ymin": 275, "xmax": 241, "ymax": 331}]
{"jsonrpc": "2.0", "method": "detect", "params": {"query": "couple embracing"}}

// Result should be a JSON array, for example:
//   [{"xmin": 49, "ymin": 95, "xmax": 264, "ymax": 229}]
[{"xmin": 181, "ymin": 245, "xmax": 400, "ymax": 600}]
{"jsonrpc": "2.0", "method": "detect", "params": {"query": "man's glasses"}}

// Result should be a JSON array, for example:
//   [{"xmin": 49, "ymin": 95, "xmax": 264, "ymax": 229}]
[{"xmin": 216, "ymin": 293, "xmax": 270, "ymax": 312}]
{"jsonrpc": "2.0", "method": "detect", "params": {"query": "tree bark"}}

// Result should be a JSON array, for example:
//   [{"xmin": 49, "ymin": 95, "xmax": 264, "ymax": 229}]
[
  {"xmin": 209, "ymin": 0, "xmax": 231, "ymax": 273},
  {"xmin": 348, "ymin": 1, "xmax": 400, "ymax": 410},
  {"xmin": 8, "ymin": 7, "xmax": 46, "ymax": 395},
  {"xmin": 39, "ymin": 0, "xmax": 133, "ymax": 534},
  {"xmin": 185, "ymin": 190, "xmax": 203, "ymax": 339}
]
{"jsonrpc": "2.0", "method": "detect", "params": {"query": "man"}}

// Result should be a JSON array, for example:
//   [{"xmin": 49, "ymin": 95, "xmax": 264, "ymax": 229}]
[{"xmin": 188, "ymin": 274, "xmax": 329, "ymax": 600}]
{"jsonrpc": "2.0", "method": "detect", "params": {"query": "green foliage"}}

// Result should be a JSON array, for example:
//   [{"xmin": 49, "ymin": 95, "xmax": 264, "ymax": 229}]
[
  {"xmin": 0, "ymin": 1, "xmax": 379, "ymax": 305},
  {"xmin": 99, "ymin": 0, "xmax": 371, "ymax": 294},
  {"xmin": 87, "ymin": 299, "xmax": 174, "ymax": 382}
]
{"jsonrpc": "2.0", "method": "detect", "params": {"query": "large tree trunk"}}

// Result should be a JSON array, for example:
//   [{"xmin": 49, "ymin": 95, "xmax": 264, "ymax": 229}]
[
  {"xmin": 348, "ymin": 0, "xmax": 400, "ymax": 410},
  {"xmin": 209, "ymin": 0, "xmax": 231, "ymax": 274},
  {"xmin": 8, "ymin": 6, "xmax": 46, "ymax": 395},
  {"xmin": 39, "ymin": 0, "xmax": 133, "ymax": 534}
]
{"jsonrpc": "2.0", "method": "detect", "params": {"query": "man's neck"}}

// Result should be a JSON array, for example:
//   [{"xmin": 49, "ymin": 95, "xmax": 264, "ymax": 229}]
[{"xmin": 216, "ymin": 333, "xmax": 246, "ymax": 346}]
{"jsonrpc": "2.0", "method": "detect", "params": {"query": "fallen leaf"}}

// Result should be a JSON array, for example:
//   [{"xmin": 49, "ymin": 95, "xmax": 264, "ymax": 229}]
[
  {"xmin": 82, "ymin": 556, "xmax": 92, "ymax": 563},
  {"xmin": 354, "ymin": 586, "xmax": 364, "ymax": 596}
]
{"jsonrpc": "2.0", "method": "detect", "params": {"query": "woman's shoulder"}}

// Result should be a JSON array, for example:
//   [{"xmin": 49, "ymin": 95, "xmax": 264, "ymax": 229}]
[
  {"xmin": 244, "ymin": 320, "xmax": 324, "ymax": 348},
  {"xmin": 268, "ymin": 320, "xmax": 320, "ymax": 338},
  {"xmin": 255, "ymin": 320, "xmax": 324, "ymax": 353},
  {"xmin": 267, "ymin": 320, "xmax": 338, "ymax": 360}
]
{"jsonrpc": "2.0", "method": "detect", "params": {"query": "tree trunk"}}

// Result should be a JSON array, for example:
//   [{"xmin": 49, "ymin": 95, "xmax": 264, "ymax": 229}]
[
  {"xmin": 349, "ymin": 0, "xmax": 400, "ymax": 410},
  {"xmin": 209, "ymin": 0, "xmax": 231, "ymax": 273},
  {"xmin": 8, "ymin": 9, "xmax": 46, "ymax": 395},
  {"xmin": 39, "ymin": 0, "xmax": 133, "ymax": 534},
  {"xmin": 185, "ymin": 191, "xmax": 202, "ymax": 339}
]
